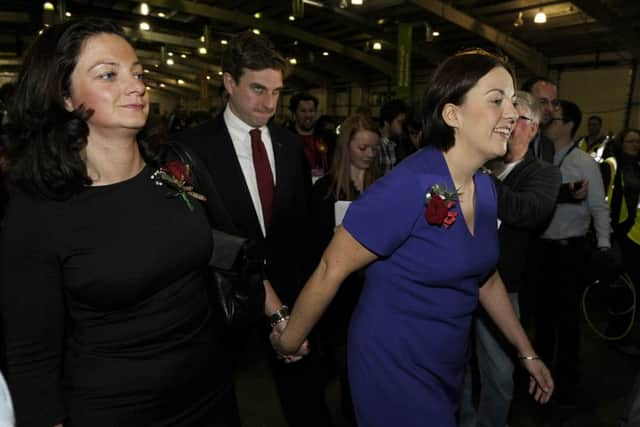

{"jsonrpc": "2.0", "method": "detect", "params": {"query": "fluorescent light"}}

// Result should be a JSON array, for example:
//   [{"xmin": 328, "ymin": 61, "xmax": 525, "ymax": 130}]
[
  {"xmin": 372, "ymin": 41, "xmax": 382, "ymax": 51},
  {"xmin": 432, "ymin": 31, "xmax": 440, "ymax": 37},
  {"xmin": 221, "ymin": 39, "xmax": 228, "ymax": 45},
  {"xmin": 65, "ymin": 12, "xmax": 71, "ymax": 17},
  {"xmin": 534, "ymin": 11, "xmax": 547, "ymax": 24},
  {"xmin": 157, "ymin": 12, "xmax": 166, "ymax": 18},
  {"xmin": 289, "ymin": 58, "xmax": 297, "ymax": 65},
  {"xmin": 140, "ymin": 3, "xmax": 150, "ymax": 16},
  {"xmin": 322, "ymin": 51, "xmax": 329, "ymax": 56},
  {"xmin": 351, "ymin": 0, "xmax": 363, "ymax": 4},
  {"xmin": 289, "ymin": 16, "xmax": 295, "ymax": 21},
  {"xmin": 252, "ymin": 29, "xmax": 261, "ymax": 35},
  {"xmin": 198, "ymin": 47, "xmax": 208, "ymax": 55},
  {"xmin": 139, "ymin": 22, "xmax": 150, "ymax": 31},
  {"xmin": 166, "ymin": 58, "xmax": 175, "ymax": 65}
]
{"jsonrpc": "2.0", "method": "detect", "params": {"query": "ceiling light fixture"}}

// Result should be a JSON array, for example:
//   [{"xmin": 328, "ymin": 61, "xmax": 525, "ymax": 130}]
[
  {"xmin": 221, "ymin": 39, "xmax": 228, "ymax": 45},
  {"xmin": 157, "ymin": 12, "xmax": 166, "ymax": 18},
  {"xmin": 322, "ymin": 51, "xmax": 329, "ymax": 56},
  {"xmin": 139, "ymin": 22, "xmax": 150, "ymax": 31},
  {"xmin": 160, "ymin": 83, "xmax": 165, "ymax": 88},
  {"xmin": 206, "ymin": 75, "xmax": 211, "ymax": 80},
  {"xmin": 289, "ymin": 58, "xmax": 298, "ymax": 65},
  {"xmin": 198, "ymin": 47, "xmax": 208, "ymax": 55},
  {"xmin": 166, "ymin": 58, "xmax": 174, "ymax": 65},
  {"xmin": 432, "ymin": 31, "xmax": 440, "ymax": 37},
  {"xmin": 372, "ymin": 41, "xmax": 382, "ymax": 51},
  {"xmin": 177, "ymin": 79, "xmax": 185, "ymax": 85},
  {"xmin": 534, "ymin": 10, "xmax": 547, "ymax": 24},
  {"xmin": 252, "ymin": 29, "xmax": 261, "ymax": 35},
  {"xmin": 289, "ymin": 15, "xmax": 295, "ymax": 21},
  {"xmin": 42, "ymin": 2, "xmax": 54, "ymax": 11},
  {"xmin": 254, "ymin": 12, "xmax": 262, "ymax": 19},
  {"xmin": 140, "ymin": 3, "xmax": 150, "ymax": 16},
  {"xmin": 351, "ymin": 0, "xmax": 363, "ymax": 5},
  {"xmin": 65, "ymin": 12, "xmax": 72, "ymax": 17},
  {"xmin": 180, "ymin": 53, "xmax": 187, "ymax": 59}
]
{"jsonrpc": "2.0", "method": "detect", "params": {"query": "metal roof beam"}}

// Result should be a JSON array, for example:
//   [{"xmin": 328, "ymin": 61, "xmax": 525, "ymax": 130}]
[
  {"xmin": 570, "ymin": 0, "xmax": 640, "ymax": 60},
  {"xmin": 411, "ymin": 0, "xmax": 548, "ymax": 75},
  {"xmin": 130, "ymin": 0, "xmax": 395, "ymax": 77}
]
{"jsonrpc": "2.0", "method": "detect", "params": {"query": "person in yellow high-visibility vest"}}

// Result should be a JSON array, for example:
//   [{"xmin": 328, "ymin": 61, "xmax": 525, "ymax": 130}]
[{"xmin": 601, "ymin": 128, "xmax": 640, "ymax": 354}]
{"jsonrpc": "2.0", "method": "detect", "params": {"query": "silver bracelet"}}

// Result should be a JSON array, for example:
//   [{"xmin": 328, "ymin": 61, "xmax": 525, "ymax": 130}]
[
  {"xmin": 269, "ymin": 305, "xmax": 290, "ymax": 327},
  {"xmin": 518, "ymin": 355, "xmax": 541, "ymax": 361}
]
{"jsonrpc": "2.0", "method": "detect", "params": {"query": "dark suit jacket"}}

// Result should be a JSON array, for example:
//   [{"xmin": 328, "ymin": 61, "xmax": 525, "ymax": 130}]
[
  {"xmin": 173, "ymin": 115, "xmax": 311, "ymax": 305},
  {"xmin": 529, "ymin": 131, "xmax": 555, "ymax": 163},
  {"xmin": 492, "ymin": 150, "xmax": 562, "ymax": 293}
]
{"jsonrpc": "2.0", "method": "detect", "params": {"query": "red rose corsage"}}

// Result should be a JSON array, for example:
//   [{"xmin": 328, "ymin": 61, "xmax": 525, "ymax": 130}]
[
  {"xmin": 424, "ymin": 184, "xmax": 461, "ymax": 229},
  {"xmin": 151, "ymin": 160, "xmax": 207, "ymax": 210}
]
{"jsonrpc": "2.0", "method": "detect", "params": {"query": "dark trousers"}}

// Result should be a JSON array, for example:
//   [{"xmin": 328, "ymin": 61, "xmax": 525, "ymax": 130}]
[
  {"xmin": 268, "ymin": 339, "xmax": 333, "ymax": 427},
  {"xmin": 534, "ymin": 237, "xmax": 584, "ymax": 390}
]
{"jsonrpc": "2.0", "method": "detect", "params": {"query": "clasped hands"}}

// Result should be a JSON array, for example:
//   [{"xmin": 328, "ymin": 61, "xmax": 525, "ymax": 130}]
[{"xmin": 269, "ymin": 318, "xmax": 310, "ymax": 363}]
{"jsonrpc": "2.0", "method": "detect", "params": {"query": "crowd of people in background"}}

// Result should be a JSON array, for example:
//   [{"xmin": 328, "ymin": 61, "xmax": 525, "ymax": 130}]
[{"xmin": 0, "ymin": 16, "xmax": 638, "ymax": 427}]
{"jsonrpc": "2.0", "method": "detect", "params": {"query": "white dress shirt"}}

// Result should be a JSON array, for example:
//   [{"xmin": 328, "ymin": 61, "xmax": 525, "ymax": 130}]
[
  {"xmin": 542, "ymin": 143, "xmax": 611, "ymax": 248},
  {"xmin": 223, "ymin": 105, "xmax": 276, "ymax": 237}
]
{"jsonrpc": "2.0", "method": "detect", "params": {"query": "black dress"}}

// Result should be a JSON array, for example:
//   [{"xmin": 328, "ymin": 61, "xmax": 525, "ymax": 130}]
[{"xmin": 0, "ymin": 165, "xmax": 239, "ymax": 427}]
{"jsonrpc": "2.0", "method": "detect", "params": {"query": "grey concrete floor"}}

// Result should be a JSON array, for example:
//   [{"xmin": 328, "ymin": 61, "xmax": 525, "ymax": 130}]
[{"xmin": 233, "ymin": 298, "xmax": 639, "ymax": 427}]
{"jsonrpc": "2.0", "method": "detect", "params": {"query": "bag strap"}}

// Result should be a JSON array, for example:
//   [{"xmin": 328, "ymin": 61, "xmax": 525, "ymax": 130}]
[{"xmin": 167, "ymin": 143, "xmax": 240, "ymax": 235}]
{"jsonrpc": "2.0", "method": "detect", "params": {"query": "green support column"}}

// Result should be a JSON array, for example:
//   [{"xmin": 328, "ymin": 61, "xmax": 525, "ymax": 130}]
[{"xmin": 396, "ymin": 23, "xmax": 412, "ymax": 102}]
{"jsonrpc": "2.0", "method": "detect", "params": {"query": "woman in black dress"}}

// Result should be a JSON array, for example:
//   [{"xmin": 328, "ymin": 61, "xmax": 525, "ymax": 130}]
[{"xmin": 0, "ymin": 19, "xmax": 241, "ymax": 427}]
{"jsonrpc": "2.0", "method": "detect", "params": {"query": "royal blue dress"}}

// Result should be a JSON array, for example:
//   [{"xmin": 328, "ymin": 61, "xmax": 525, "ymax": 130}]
[{"xmin": 343, "ymin": 147, "xmax": 499, "ymax": 427}]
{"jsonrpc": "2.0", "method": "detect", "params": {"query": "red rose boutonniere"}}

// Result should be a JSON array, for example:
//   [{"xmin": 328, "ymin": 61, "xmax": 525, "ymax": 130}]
[
  {"xmin": 425, "ymin": 184, "xmax": 461, "ymax": 229},
  {"xmin": 151, "ymin": 160, "xmax": 207, "ymax": 210}
]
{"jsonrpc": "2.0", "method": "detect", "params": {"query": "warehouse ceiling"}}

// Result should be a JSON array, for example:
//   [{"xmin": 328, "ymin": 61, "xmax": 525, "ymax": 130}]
[{"xmin": 1, "ymin": 0, "xmax": 639, "ymax": 95}]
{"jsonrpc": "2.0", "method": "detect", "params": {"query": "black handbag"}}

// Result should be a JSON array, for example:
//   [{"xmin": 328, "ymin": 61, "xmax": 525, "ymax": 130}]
[{"xmin": 167, "ymin": 143, "xmax": 266, "ymax": 328}]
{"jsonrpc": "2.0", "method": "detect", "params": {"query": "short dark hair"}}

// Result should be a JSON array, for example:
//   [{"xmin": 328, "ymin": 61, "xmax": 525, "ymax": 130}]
[
  {"xmin": 557, "ymin": 99, "xmax": 582, "ymax": 138},
  {"xmin": 521, "ymin": 76, "xmax": 556, "ymax": 93},
  {"xmin": 421, "ymin": 49, "xmax": 514, "ymax": 152},
  {"xmin": 588, "ymin": 115, "xmax": 602, "ymax": 125},
  {"xmin": 6, "ymin": 19, "xmax": 137, "ymax": 198},
  {"xmin": 222, "ymin": 31, "xmax": 288, "ymax": 83},
  {"xmin": 379, "ymin": 99, "xmax": 407, "ymax": 128},
  {"xmin": 289, "ymin": 92, "xmax": 318, "ymax": 113}
]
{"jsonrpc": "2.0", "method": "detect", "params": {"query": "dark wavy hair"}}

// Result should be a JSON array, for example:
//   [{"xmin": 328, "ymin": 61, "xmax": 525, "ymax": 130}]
[
  {"xmin": 421, "ymin": 49, "xmax": 514, "ymax": 152},
  {"xmin": 6, "ymin": 19, "xmax": 153, "ymax": 199}
]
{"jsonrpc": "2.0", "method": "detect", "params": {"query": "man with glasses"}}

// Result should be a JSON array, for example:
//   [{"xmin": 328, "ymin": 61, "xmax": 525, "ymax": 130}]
[
  {"xmin": 460, "ymin": 91, "xmax": 561, "ymax": 427},
  {"xmin": 536, "ymin": 100, "xmax": 611, "ymax": 408},
  {"xmin": 522, "ymin": 77, "xmax": 558, "ymax": 162}
]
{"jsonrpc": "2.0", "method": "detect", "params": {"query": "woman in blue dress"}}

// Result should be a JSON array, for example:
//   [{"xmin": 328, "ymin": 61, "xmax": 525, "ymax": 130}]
[{"xmin": 271, "ymin": 50, "xmax": 554, "ymax": 426}]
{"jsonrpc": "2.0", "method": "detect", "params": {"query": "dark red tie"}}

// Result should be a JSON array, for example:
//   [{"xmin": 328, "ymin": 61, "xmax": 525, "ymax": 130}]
[{"xmin": 249, "ymin": 128, "xmax": 274, "ymax": 227}]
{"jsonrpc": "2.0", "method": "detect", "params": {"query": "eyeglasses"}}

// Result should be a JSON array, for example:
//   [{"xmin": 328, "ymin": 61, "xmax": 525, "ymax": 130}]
[
  {"xmin": 518, "ymin": 116, "xmax": 533, "ymax": 122},
  {"xmin": 539, "ymin": 98, "xmax": 559, "ymax": 107}
]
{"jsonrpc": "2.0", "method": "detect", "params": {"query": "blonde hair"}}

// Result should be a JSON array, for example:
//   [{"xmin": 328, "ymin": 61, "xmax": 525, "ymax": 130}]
[{"xmin": 328, "ymin": 114, "xmax": 382, "ymax": 201}]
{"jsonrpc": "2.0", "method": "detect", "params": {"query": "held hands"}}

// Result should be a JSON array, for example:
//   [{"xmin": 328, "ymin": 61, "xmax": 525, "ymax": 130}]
[
  {"xmin": 269, "ymin": 318, "xmax": 310, "ymax": 363},
  {"xmin": 519, "ymin": 356, "xmax": 554, "ymax": 404}
]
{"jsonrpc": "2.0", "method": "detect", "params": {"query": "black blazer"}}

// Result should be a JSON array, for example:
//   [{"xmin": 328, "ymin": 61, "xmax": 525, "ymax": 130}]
[
  {"xmin": 173, "ymin": 115, "xmax": 312, "ymax": 305},
  {"xmin": 493, "ymin": 151, "xmax": 562, "ymax": 293}
]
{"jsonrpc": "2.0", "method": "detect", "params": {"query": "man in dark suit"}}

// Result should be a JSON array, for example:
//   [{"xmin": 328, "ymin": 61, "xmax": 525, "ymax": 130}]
[
  {"xmin": 173, "ymin": 32, "xmax": 330, "ymax": 426},
  {"xmin": 522, "ymin": 77, "xmax": 557, "ymax": 163},
  {"xmin": 460, "ymin": 91, "xmax": 561, "ymax": 427}
]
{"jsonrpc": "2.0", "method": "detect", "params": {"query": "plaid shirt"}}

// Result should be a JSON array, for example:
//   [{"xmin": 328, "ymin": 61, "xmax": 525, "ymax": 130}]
[{"xmin": 378, "ymin": 136, "xmax": 397, "ymax": 175}]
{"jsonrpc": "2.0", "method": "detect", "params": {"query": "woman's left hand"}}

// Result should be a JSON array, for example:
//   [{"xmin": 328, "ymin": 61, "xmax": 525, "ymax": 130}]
[{"xmin": 522, "ymin": 358, "xmax": 554, "ymax": 404}]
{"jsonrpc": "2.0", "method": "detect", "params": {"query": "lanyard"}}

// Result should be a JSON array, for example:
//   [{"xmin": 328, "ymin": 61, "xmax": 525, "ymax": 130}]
[{"xmin": 556, "ymin": 143, "xmax": 577, "ymax": 168}]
